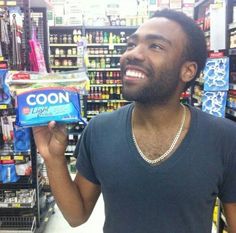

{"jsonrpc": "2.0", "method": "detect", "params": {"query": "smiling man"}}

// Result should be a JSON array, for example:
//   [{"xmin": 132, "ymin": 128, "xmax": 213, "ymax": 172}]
[{"xmin": 33, "ymin": 9, "xmax": 236, "ymax": 233}]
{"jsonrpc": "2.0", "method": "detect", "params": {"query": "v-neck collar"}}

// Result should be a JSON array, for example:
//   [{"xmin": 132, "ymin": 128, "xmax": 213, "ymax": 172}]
[{"xmin": 125, "ymin": 103, "xmax": 197, "ymax": 172}]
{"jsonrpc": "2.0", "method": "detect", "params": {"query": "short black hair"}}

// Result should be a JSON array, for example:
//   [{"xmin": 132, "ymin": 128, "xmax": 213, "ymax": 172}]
[{"xmin": 151, "ymin": 9, "xmax": 207, "ymax": 90}]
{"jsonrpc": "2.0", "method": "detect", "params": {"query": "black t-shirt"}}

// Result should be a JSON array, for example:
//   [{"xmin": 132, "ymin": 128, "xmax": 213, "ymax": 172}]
[{"xmin": 76, "ymin": 104, "xmax": 236, "ymax": 233}]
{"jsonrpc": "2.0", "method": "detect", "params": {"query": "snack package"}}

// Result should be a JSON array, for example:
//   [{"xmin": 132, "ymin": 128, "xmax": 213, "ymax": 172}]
[
  {"xmin": 0, "ymin": 69, "xmax": 11, "ymax": 104},
  {"xmin": 6, "ymin": 70, "xmax": 89, "ymax": 127},
  {"xmin": 15, "ymin": 160, "xmax": 32, "ymax": 176},
  {"xmin": 13, "ymin": 127, "xmax": 31, "ymax": 152},
  {"xmin": 0, "ymin": 162, "xmax": 2, "ymax": 182},
  {"xmin": 1, "ymin": 160, "xmax": 20, "ymax": 183}
]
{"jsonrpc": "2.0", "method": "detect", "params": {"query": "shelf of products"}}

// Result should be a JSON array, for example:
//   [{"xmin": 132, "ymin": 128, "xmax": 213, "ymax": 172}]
[
  {"xmin": 49, "ymin": 27, "xmax": 83, "ymax": 71},
  {"xmin": 0, "ymin": 2, "xmax": 55, "ymax": 233},
  {"xmin": 65, "ymin": 122, "xmax": 86, "ymax": 157},
  {"xmin": 229, "ymin": 83, "xmax": 236, "ymax": 90},
  {"xmin": 0, "ymin": 189, "xmax": 36, "ymax": 208},
  {"xmin": 84, "ymin": 26, "xmax": 137, "ymax": 119},
  {"xmin": 193, "ymin": 1, "xmax": 236, "ymax": 232},
  {"xmin": 0, "ymin": 216, "xmax": 36, "ymax": 233}
]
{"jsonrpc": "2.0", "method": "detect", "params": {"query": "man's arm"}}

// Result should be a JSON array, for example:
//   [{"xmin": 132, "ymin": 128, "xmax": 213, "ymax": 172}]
[
  {"xmin": 45, "ymin": 158, "xmax": 101, "ymax": 227},
  {"xmin": 223, "ymin": 203, "xmax": 236, "ymax": 233},
  {"xmin": 33, "ymin": 123, "xmax": 101, "ymax": 227}
]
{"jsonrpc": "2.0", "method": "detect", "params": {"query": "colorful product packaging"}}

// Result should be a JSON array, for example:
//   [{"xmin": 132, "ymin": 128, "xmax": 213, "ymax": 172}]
[
  {"xmin": 0, "ymin": 69, "xmax": 11, "ymax": 104},
  {"xmin": 1, "ymin": 160, "xmax": 20, "ymax": 183},
  {"xmin": 15, "ymin": 87, "xmax": 83, "ymax": 127},
  {"xmin": 0, "ymin": 162, "xmax": 2, "ymax": 182},
  {"xmin": 6, "ymin": 70, "xmax": 89, "ymax": 127},
  {"xmin": 13, "ymin": 127, "xmax": 31, "ymax": 152}
]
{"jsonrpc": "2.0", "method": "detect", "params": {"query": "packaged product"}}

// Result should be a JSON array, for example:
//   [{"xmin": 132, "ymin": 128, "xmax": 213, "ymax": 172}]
[
  {"xmin": 1, "ymin": 160, "xmax": 20, "ymax": 183},
  {"xmin": 6, "ymin": 70, "xmax": 89, "ymax": 127}
]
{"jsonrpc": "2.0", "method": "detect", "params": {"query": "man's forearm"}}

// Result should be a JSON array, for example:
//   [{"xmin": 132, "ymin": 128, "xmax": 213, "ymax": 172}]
[{"xmin": 45, "ymin": 157, "xmax": 86, "ymax": 227}]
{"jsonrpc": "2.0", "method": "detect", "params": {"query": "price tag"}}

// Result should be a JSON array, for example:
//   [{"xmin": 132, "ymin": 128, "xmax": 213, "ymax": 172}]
[
  {"xmin": 12, "ymin": 203, "xmax": 21, "ymax": 208},
  {"xmin": 68, "ymin": 134, "xmax": 74, "ymax": 140},
  {"xmin": 0, "ymin": 105, "xmax": 7, "ymax": 109},
  {"xmin": 109, "ymin": 44, "xmax": 114, "ymax": 50},
  {"xmin": 1, "ymin": 156, "xmax": 11, "ymax": 160},
  {"xmin": 0, "ymin": 203, "xmax": 8, "ymax": 208},
  {"xmin": 14, "ymin": 156, "xmax": 24, "ymax": 161}
]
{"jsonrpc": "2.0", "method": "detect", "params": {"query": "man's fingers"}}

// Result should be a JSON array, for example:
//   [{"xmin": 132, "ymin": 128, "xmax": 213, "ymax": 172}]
[{"xmin": 50, "ymin": 123, "xmax": 68, "ymax": 145}]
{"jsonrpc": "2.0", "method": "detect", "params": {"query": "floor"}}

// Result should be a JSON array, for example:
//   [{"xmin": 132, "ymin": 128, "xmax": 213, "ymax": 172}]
[{"xmin": 44, "ymin": 195, "xmax": 105, "ymax": 233}]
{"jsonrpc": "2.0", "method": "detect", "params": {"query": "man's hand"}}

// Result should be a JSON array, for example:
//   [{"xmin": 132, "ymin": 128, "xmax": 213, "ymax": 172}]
[{"xmin": 32, "ymin": 121, "xmax": 68, "ymax": 161}]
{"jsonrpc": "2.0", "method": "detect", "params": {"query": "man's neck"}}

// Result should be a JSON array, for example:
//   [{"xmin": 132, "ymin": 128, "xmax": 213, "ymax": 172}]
[{"xmin": 132, "ymin": 101, "xmax": 185, "ymax": 132}]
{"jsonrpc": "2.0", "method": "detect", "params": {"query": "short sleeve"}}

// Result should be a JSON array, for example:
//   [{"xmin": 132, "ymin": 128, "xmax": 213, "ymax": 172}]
[
  {"xmin": 218, "ymin": 144, "xmax": 236, "ymax": 203},
  {"xmin": 75, "ymin": 123, "xmax": 100, "ymax": 185}
]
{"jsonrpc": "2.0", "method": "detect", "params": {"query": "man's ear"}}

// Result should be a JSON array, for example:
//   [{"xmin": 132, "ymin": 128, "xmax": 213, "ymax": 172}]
[{"xmin": 180, "ymin": 61, "xmax": 198, "ymax": 83}]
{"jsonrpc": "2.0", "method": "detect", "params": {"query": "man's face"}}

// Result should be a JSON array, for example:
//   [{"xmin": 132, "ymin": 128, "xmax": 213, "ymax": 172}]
[{"xmin": 120, "ymin": 17, "xmax": 187, "ymax": 105}]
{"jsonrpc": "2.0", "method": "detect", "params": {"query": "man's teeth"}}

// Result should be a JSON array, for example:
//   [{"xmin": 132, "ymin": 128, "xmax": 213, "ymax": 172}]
[{"xmin": 126, "ymin": 70, "xmax": 145, "ymax": 79}]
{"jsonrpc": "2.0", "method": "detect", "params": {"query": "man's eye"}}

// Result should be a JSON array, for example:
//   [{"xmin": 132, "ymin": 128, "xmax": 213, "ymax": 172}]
[{"xmin": 150, "ymin": 44, "xmax": 163, "ymax": 50}]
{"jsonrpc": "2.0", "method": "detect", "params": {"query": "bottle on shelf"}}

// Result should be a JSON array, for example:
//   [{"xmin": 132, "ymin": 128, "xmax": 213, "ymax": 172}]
[
  {"xmin": 103, "ymin": 87, "xmax": 107, "ymax": 100},
  {"xmin": 103, "ymin": 32, "xmax": 108, "ymax": 43},
  {"xmin": 63, "ymin": 34, "xmax": 68, "ymax": 44},
  {"xmin": 99, "ymin": 31, "xmax": 104, "ymax": 43},
  {"xmin": 120, "ymin": 31, "xmax": 126, "ymax": 43},
  {"xmin": 77, "ymin": 29, "xmax": 82, "ymax": 42},
  {"xmin": 53, "ymin": 34, "xmax": 58, "ymax": 43},
  {"xmin": 109, "ymin": 32, "xmax": 113, "ymax": 44},
  {"xmin": 73, "ymin": 29, "xmax": 78, "ymax": 43},
  {"xmin": 109, "ymin": 87, "xmax": 114, "ymax": 99},
  {"xmin": 50, "ymin": 34, "xmax": 54, "ymax": 44},
  {"xmin": 95, "ymin": 31, "xmax": 100, "ymax": 43}
]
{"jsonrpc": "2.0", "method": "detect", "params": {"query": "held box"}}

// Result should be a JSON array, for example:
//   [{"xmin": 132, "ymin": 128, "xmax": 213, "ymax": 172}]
[{"xmin": 15, "ymin": 87, "xmax": 83, "ymax": 127}]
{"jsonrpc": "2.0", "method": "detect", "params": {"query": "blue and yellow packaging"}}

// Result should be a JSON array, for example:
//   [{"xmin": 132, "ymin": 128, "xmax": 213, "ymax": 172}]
[
  {"xmin": 6, "ymin": 70, "xmax": 89, "ymax": 127},
  {"xmin": 15, "ymin": 87, "xmax": 83, "ymax": 127}
]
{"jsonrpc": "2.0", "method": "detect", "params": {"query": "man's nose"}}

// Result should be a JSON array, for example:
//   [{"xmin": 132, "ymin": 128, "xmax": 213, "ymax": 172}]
[{"xmin": 124, "ymin": 45, "xmax": 145, "ymax": 61}]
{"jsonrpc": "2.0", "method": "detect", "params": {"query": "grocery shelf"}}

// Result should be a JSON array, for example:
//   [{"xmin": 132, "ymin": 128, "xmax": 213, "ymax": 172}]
[
  {"xmin": 0, "ymin": 202, "xmax": 35, "ymax": 208},
  {"xmin": 229, "ymin": 83, "xmax": 236, "ymax": 90},
  {"xmin": 87, "ymin": 43, "xmax": 126, "ymax": 47},
  {"xmin": 87, "ymin": 99, "xmax": 128, "ymax": 103},
  {"xmin": 84, "ymin": 26, "xmax": 137, "ymax": 30},
  {"xmin": 31, "ymin": 0, "xmax": 52, "ymax": 9},
  {"xmin": 88, "ymin": 54, "xmax": 121, "ymax": 58},
  {"xmin": 204, "ymin": 31, "xmax": 210, "ymax": 37},
  {"xmin": 192, "ymin": 94, "xmax": 202, "ymax": 102},
  {"xmin": 87, "ymin": 68, "xmax": 120, "ymax": 71},
  {"xmin": 90, "ymin": 84, "xmax": 122, "ymax": 87},
  {"xmin": 35, "ymin": 201, "xmax": 55, "ymax": 233},
  {"xmin": 0, "ymin": 152, "xmax": 31, "ymax": 159},
  {"xmin": 50, "ymin": 44, "xmax": 77, "ymax": 47},
  {"xmin": 226, "ymin": 107, "xmax": 236, "ymax": 117},
  {"xmin": 195, "ymin": 79, "xmax": 204, "ymax": 86},
  {"xmin": 0, "ymin": 216, "xmax": 36, "ymax": 233},
  {"xmin": 0, "ymin": 176, "xmax": 33, "ymax": 190},
  {"xmin": 0, "ymin": 189, "xmax": 36, "ymax": 208},
  {"xmin": 194, "ymin": 0, "xmax": 208, "ymax": 7},
  {"xmin": 49, "ymin": 26, "xmax": 83, "ymax": 30},
  {"xmin": 229, "ymin": 22, "xmax": 236, "ymax": 30},
  {"xmin": 228, "ymin": 48, "xmax": 236, "ymax": 55},
  {"xmin": 50, "ymin": 55, "xmax": 78, "ymax": 58},
  {"xmin": 50, "ymin": 66, "xmax": 79, "ymax": 69}
]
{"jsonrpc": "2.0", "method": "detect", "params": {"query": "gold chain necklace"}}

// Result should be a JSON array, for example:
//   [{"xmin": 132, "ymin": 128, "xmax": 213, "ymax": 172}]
[{"xmin": 132, "ymin": 104, "xmax": 186, "ymax": 165}]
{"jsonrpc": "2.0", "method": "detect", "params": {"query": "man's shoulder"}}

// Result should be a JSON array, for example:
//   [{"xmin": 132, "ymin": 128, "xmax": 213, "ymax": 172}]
[{"xmin": 192, "ymin": 106, "xmax": 236, "ymax": 136}]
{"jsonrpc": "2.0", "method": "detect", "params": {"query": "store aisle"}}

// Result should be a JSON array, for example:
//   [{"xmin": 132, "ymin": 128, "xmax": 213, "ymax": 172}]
[{"xmin": 44, "ymin": 195, "xmax": 104, "ymax": 233}]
